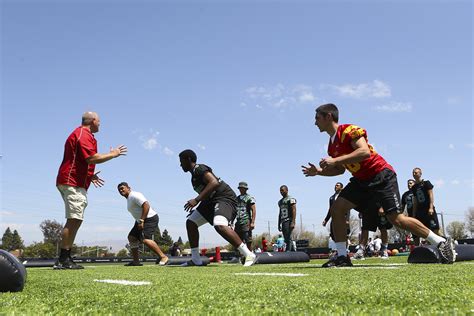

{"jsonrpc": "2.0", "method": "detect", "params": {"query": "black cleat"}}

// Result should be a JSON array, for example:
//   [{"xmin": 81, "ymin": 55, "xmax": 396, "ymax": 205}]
[
  {"xmin": 124, "ymin": 262, "xmax": 143, "ymax": 266},
  {"xmin": 180, "ymin": 260, "xmax": 206, "ymax": 267},
  {"xmin": 437, "ymin": 237, "xmax": 456, "ymax": 264},
  {"xmin": 53, "ymin": 257, "xmax": 84, "ymax": 270},
  {"xmin": 322, "ymin": 255, "xmax": 353, "ymax": 268}
]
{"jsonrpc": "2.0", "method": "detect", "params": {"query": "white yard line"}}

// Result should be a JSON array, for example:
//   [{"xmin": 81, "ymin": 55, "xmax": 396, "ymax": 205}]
[{"xmin": 94, "ymin": 279, "xmax": 152, "ymax": 286}]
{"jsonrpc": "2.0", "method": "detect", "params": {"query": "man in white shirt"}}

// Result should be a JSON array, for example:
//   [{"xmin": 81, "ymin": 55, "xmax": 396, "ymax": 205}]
[{"xmin": 118, "ymin": 182, "xmax": 168, "ymax": 266}]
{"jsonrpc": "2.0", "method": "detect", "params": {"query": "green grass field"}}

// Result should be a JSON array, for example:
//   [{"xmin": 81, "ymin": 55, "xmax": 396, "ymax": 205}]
[{"xmin": 1, "ymin": 257, "xmax": 473, "ymax": 315}]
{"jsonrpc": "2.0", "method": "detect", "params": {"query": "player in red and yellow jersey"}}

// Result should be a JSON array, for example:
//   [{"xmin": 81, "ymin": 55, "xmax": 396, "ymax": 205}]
[{"xmin": 301, "ymin": 103, "xmax": 455, "ymax": 267}]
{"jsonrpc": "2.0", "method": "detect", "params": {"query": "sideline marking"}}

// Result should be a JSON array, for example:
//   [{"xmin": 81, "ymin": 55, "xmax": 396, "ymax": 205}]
[
  {"xmin": 94, "ymin": 279, "xmax": 152, "ymax": 286},
  {"xmin": 235, "ymin": 272, "xmax": 307, "ymax": 277}
]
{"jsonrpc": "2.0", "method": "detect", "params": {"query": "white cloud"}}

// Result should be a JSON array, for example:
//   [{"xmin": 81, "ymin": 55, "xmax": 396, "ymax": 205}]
[
  {"xmin": 139, "ymin": 130, "xmax": 160, "ymax": 150},
  {"xmin": 434, "ymin": 179, "xmax": 445, "ymax": 188},
  {"xmin": 466, "ymin": 143, "xmax": 474, "ymax": 149},
  {"xmin": 197, "ymin": 144, "xmax": 206, "ymax": 150},
  {"xmin": 374, "ymin": 101, "xmax": 412, "ymax": 113},
  {"xmin": 240, "ymin": 102, "xmax": 247, "ymax": 107},
  {"xmin": 163, "ymin": 147, "xmax": 174, "ymax": 156},
  {"xmin": 244, "ymin": 83, "xmax": 317, "ymax": 109},
  {"xmin": 448, "ymin": 144, "xmax": 455, "ymax": 150},
  {"xmin": 293, "ymin": 85, "xmax": 316, "ymax": 103},
  {"xmin": 0, "ymin": 211, "xmax": 15, "ymax": 216},
  {"xmin": 451, "ymin": 179, "xmax": 460, "ymax": 185},
  {"xmin": 322, "ymin": 80, "xmax": 391, "ymax": 99}
]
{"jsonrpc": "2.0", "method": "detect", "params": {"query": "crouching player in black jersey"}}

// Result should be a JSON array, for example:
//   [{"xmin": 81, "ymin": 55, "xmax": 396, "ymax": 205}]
[{"xmin": 179, "ymin": 149, "xmax": 257, "ymax": 267}]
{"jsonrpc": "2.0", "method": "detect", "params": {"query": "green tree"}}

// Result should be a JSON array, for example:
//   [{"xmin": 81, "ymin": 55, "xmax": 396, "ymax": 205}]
[
  {"xmin": 1, "ymin": 227, "xmax": 14, "ymax": 250},
  {"xmin": 467, "ymin": 207, "xmax": 474, "ymax": 237},
  {"xmin": 161, "ymin": 229, "xmax": 174, "ymax": 247},
  {"xmin": 116, "ymin": 248, "xmax": 129, "ymax": 257},
  {"xmin": 23, "ymin": 242, "xmax": 56, "ymax": 258},
  {"xmin": 11, "ymin": 230, "xmax": 25, "ymax": 250},
  {"xmin": 446, "ymin": 221, "xmax": 467, "ymax": 240},
  {"xmin": 40, "ymin": 219, "xmax": 63, "ymax": 246}
]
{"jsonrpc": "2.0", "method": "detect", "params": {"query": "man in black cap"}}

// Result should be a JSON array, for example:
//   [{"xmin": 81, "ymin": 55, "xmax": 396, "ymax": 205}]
[{"xmin": 234, "ymin": 181, "xmax": 257, "ymax": 250}]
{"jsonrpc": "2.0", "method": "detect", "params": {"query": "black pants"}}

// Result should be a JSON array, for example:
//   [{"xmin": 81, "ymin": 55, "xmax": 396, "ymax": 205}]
[{"xmin": 281, "ymin": 221, "xmax": 295, "ymax": 252}]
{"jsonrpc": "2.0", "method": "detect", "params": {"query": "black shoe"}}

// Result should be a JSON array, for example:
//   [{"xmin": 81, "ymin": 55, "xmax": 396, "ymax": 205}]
[
  {"xmin": 53, "ymin": 257, "xmax": 84, "ymax": 270},
  {"xmin": 180, "ymin": 260, "xmax": 206, "ymax": 267},
  {"xmin": 322, "ymin": 255, "xmax": 353, "ymax": 268},
  {"xmin": 124, "ymin": 262, "xmax": 143, "ymax": 266}
]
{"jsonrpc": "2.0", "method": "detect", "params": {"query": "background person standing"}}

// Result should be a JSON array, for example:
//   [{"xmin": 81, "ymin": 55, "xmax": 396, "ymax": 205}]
[
  {"xmin": 278, "ymin": 185, "xmax": 297, "ymax": 252},
  {"xmin": 234, "ymin": 181, "xmax": 257, "ymax": 251}
]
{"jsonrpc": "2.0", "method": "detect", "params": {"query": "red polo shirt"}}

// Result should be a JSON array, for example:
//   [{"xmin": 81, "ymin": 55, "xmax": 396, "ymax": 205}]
[{"xmin": 56, "ymin": 126, "xmax": 97, "ymax": 190}]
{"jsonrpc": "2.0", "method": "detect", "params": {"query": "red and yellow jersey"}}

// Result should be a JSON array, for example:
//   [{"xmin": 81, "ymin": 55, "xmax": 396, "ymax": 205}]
[{"xmin": 327, "ymin": 124, "xmax": 394, "ymax": 180}]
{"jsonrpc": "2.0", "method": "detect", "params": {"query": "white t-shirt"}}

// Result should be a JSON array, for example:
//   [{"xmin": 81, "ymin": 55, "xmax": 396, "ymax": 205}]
[{"xmin": 127, "ymin": 191, "xmax": 157, "ymax": 221}]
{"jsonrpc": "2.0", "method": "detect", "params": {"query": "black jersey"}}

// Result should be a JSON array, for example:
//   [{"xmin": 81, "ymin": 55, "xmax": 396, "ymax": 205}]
[
  {"xmin": 191, "ymin": 164, "xmax": 237, "ymax": 204},
  {"xmin": 411, "ymin": 180, "xmax": 434, "ymax": 211},
  {"xmin": 401, "ymin": 190, "xmax": 415, "ymax": 216},
  {"xmin": 278, "ymin": 195, "xmax": 296, "ymax": 222}
]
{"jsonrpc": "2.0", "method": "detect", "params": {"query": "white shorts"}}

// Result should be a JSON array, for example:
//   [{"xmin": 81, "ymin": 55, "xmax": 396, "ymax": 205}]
[
  {"xmin": 187, "ymin": 210, "xmax": 229, "ymax": 227},
  {"xmin": 57, "ymin": 185, "xmax": 88, "ymax": 220}
]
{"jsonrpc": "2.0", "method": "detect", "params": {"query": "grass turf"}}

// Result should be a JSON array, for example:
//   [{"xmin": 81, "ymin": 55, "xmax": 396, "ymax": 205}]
[{"xmin": 1, "ymin": 257, "xmax": 473, "ymax": 315}]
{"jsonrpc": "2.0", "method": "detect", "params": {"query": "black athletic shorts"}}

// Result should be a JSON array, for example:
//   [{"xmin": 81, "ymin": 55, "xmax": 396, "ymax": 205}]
[
  {"xmin": 361, "ymin": 212, "xmax": 393, "ymax": 231},
  {"xmin": 197, "ymin": 199, "xmax": 236, "ymax": 225},
  {"xmin": 339, "ymin": 168, "xmax": 402, "ymax": 215},
  {"xmin": 234, "ymin": 225, "xmax": 253, "ymax": 243},
  {"xmin": 129, "ymin": 214, "xmax": 159, "ymax": 241},
  {"xmin": 416, "ymin": 208, "xmax": 440, "ymax": 231},
  {"xmin": 356, "ymin": 199, "xmax": 393, "ymax": 232}
]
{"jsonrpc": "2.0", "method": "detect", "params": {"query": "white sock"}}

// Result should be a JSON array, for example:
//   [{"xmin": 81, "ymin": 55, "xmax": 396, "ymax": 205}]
[
  {"xmin": 426, "ymin": 231, "xmax": 445, "ymax": 245},
  {"xmin": 191, "ymin": 247, "xmax": 202, "ymax": 264},
  {"xmin": 335, "ymin": 242, "xmax": 347, "ymax": 257},
  {"xmin": 237, "ymin": 243, "xmax": 253, "ymax": 257}
]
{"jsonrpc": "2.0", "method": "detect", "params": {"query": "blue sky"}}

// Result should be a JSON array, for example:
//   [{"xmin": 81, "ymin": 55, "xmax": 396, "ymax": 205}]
[{"xmin": 1, "ymin": 1, "xmax": 472, "ymax": 250}]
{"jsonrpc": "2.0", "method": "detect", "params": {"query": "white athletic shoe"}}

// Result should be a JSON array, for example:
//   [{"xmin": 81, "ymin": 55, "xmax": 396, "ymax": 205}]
[
  {"xmin": 243, "ymin": 253, "xmax": 257, "ymax": 267},
  {"xmin": 381, "ymin": 250, "xmax": 389, "ymax": 259},
  {"xmin": 353, "ymin": 249, "xmax": 365, "ymax": 260},
  {"xmin": 437, "ymin": 237, "xmax": 457, "ymax": 264}
]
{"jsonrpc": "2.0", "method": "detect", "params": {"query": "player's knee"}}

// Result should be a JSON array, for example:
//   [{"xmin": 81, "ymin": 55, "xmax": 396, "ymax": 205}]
[
  {"xmin": 214, "ymin": 225, "xmax": 227, "ymax": 234},
  {"xmin": 388, "ymin": 213, "xmax": 404, "ymax": 228}
]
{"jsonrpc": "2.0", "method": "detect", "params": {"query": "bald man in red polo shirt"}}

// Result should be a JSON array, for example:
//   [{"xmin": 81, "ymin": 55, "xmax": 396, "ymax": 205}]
[{"xmin": 54, "ymin": 112, "xmax": 127, "ymax": 269}]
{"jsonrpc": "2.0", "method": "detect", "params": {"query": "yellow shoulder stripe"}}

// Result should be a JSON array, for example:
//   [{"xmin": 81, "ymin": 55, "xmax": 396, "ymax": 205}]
[{"xmin": 341, "ymin": 125, "xmax": 364, "ymax": 143}]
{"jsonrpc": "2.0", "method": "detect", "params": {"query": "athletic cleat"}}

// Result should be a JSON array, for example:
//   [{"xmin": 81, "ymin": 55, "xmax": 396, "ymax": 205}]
[
  {"xmin": 437, "ymin": 237, "xmax": 456, "ymax": 264},
  {"xmin": 243, "ymin": 253, "xmax": 257, "ymax": 267},
  {"xmin": 180, "ymin": 260, "xmax": 206, "ymax": 267},
  {"xmin": 124, "ymin": 262, "xmax": 143, "ymax": 266},
  {"xmin": 156, "ymin": 257, "xmax": 169, "ymax": 266},
  {"xmin": 53, "ymin": 258, "xmax": 84, "ymax": 270},
  {"xmin": 322, "ymin": 255, "xmax": 353, "ymax": 268},
  {"xmin": 353, "ymin": 249, "xmax": 365, "ymax": 260},
  {"xmin": 381, "ymin": 250, "xmax": 389, "ymax": 259},
  {"xmin": 327, "ymin": 251, "xmax": 339, "ymax": 263}
]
